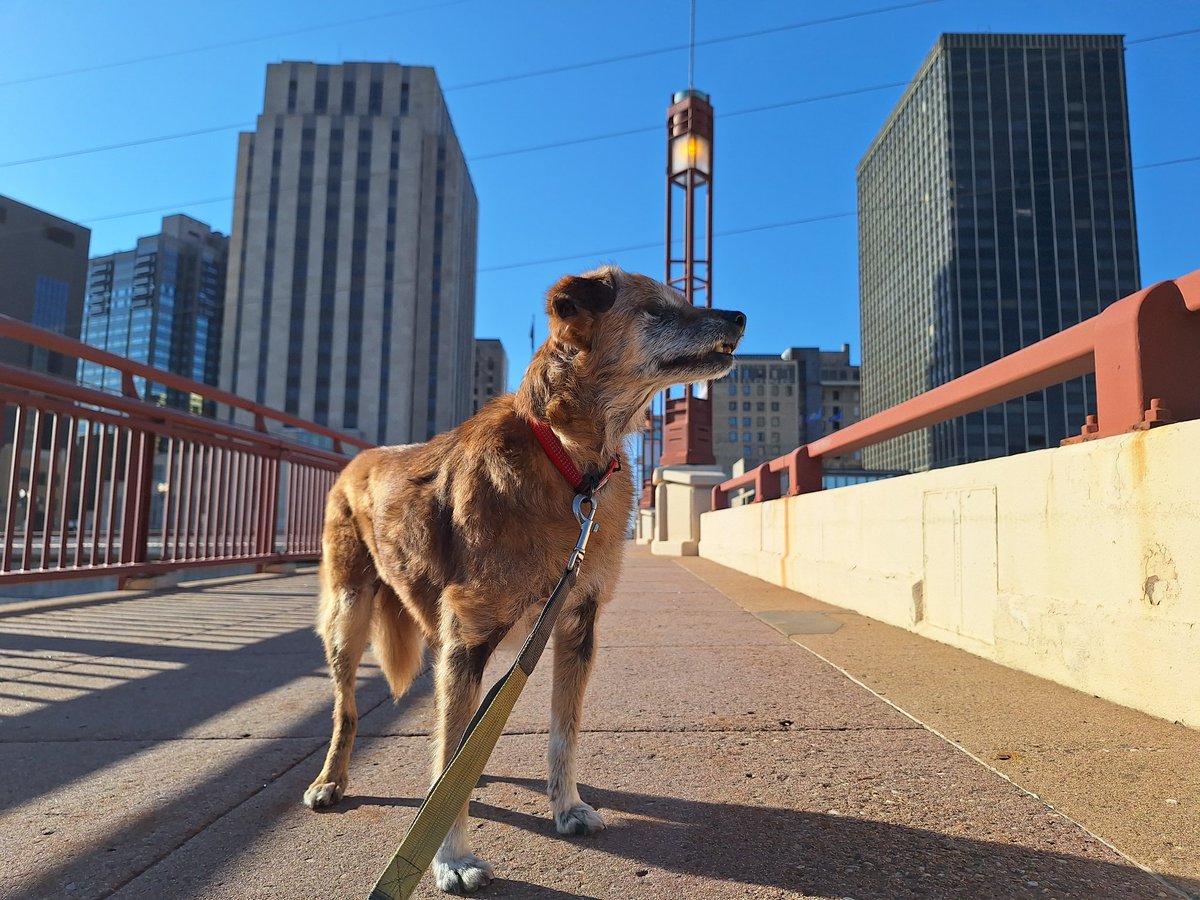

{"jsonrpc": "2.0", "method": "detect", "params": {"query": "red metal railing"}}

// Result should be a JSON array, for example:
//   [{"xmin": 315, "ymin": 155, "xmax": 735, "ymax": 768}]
[
  {"xmin": 0, "ymin": 314, "xmax": 373, "ymax": 586},
  {"xmin": 713, "ymin": 270, "xmax": 1200, "ymax": 510}
]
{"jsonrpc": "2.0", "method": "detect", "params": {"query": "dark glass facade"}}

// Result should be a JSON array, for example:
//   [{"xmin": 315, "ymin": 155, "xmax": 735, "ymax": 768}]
[
  {"xmin": 858, "ymin": 34, "xmax": 1140, "ymax": 471},
  {"xmin": 79, "ymin": 215, "xmax": 228, "ymax": 413}
]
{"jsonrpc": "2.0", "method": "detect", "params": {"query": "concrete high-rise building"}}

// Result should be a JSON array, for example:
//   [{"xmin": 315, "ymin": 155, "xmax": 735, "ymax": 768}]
[
  {"xmin": 220, "ymin": 62, "xmax": 478, "ymax": 445},
  {"xmin": 712, "ymin": 345, "xmax": 866, "ymax": 476},
  {"xmin": 858, "ymin": 34, "xmax": 1140, "ymax": 472},
  {"xmin": 472, "ymin": 338, "xmax": 507, "ymax": 414},
  {"xmin": 0, "ymin": 195, "xmax": 90, "ymax": 379},
  {"xmin": 79, "ymin": 215, "xmax": 227, "ymax": 413},
  {"xmin": 712, "ymin": 353, "xmax": 801, "ymax": 475},
  {"xmin": 814, "ymin": 344, "xmax": 864, "ymax": 470}
]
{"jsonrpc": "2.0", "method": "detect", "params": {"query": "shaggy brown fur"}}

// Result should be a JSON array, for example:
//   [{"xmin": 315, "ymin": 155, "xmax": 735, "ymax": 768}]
[{"xmin": 304, "ymin": 266, "xmax": 745, "ymax": 893}]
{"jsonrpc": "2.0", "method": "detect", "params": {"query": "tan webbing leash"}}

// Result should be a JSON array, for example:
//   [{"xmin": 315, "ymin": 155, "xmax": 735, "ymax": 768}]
[{"xmin": 367, "ymin": 493, "xmax": 600, "ymax": 900}]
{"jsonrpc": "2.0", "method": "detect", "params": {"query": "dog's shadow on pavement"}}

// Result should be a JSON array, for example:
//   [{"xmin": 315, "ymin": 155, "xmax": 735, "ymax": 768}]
[{"xmin": 471, "ymin": 775, "xmax": 1196, "ymax": 899}]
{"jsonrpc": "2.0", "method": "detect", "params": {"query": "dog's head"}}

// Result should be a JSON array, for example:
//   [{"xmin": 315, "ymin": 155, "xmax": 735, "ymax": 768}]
[
  {"xmin": 546, "ymin": 265, "xmax": 745, "ymax": 386},
  {"xmin": 531, "ymin": 266, "xmax": 747, "ymax": 447}
]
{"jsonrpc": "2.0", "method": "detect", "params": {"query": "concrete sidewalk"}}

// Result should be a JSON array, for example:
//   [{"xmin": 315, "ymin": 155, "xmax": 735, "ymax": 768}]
[{"xmin": 0, "ymin": 547, "xmax": 1193, "ymax": 899}]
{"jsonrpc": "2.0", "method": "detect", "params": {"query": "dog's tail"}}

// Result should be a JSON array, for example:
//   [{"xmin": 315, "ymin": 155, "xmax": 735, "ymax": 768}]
[{"xmin": 371, "ymin": 584, "xmax": 426, "ymax": 700}]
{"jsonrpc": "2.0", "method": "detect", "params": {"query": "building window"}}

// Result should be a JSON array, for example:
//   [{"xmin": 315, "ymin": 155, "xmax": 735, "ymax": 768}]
[{"xmin": 771, "ymin": 402, "xmax": 779, "ymax": 412}]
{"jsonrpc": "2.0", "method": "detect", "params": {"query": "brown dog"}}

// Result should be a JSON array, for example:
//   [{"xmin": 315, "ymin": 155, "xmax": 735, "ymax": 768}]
[{"xmin": 303, "ymin": 266, "xmax": 745, "ymax": 893}]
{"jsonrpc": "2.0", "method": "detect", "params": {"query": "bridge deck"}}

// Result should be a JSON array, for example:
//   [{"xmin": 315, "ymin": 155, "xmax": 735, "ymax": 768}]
[{"xmin": 1, "ymin": 546, "xmax": 1195, "ymax": 899}]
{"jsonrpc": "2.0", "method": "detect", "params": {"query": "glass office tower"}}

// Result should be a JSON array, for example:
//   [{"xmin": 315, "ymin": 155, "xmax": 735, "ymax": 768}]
[{"xmin": 858, "ymin": 34, "xmax": 1140, "ymax": 471}]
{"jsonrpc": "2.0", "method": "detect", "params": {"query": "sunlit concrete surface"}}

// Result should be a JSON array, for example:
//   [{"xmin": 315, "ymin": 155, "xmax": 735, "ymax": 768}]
[
  {"xmin": 1, "ymin": 550, "xmax": 1195, "ymax": 899},
  {"xmin": 701, "ymin": 419, "xmax": 1200, "ymax": 728}
]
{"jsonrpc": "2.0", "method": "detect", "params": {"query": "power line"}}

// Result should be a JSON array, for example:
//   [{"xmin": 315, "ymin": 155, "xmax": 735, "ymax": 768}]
[
  {"xmin": 477, "ymin": 155, "xmax": 1200, "ymax": 273},
  {"xmin": 1125, "ymin": 27, "xmax": 1200, "ymax": 45},
  {"xmin": 443, "ymin": 0, "xmax": 945, "ymax": 91},
  {"xmin": 0, "ymin": 76, "xmax": 916, "ymax": 223},
  {"xmin": 0, "ymin": 122, "xmax": 253, "ymax": 169},
  {"xmin": 0, "ymin": 0, "xmax": 480, "ymax": 89},
  {"xmin": 35, "ymin": 155, "xmax": 1200, "ymax": 339},
  {"xmin": 6, "ymin": 22, "xmax": 1193, "ymax": 172}
]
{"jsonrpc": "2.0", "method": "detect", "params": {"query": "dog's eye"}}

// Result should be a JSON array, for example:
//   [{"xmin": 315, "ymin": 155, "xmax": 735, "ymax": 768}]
[{"xmin": 645, "ymin": 306, "xmax": 673, "ymax": 322}]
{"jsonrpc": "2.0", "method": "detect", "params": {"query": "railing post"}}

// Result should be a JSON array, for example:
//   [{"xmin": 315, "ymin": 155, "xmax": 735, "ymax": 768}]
[
  {"xmin": 1091, "ymin": 281, "xmax": 1200, "ymax": 439},
  {"xmin": 120, "ymin": 429, "xmax": 157, "ymax": 565},
  {"xmin": 753, "ymin": 463, "xmax": 781, "ymax": 504},
  {"xmin": 785, "ymin": 446, "xmax": 824, "ymax": 496},
  {"xmin": 257, "ymin": 453, "xmax": 282, "ymax": 565}
]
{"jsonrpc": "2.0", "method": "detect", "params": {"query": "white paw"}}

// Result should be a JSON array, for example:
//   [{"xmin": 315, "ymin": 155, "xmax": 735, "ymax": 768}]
[
  {"xmin": 555, "ymin": 801, "xmax": 606, "ymax": 836},
  {"xmin": 433, "ymin": 854, "xmax": 494, "ymax": 894},
  {"xmin": 302, "ymin": 781, "xmax": 343, "ymax": 809}
]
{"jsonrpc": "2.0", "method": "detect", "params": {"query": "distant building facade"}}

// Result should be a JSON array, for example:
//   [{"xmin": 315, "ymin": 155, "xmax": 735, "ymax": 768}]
[
  {"xmin": 79, "ymin": 215, "xmax": 227, "ymax": 412},
  {"xmin": 711, "ymin": 344, "xmax": 864, "ymax": 474},
  {"xmin": 472, "ymin": 338, "xmax": 507, "ymax": 413},
  {"xmin": 858, "ymin": 33, "xmax": 1140, "ymax": 471},
  {"xmin": 0, "ymin": 194, "xmax": 90, "ymax": 379},
  {"xmin": 220, "ymin": 62, "xmax": 479, "ymax": 445}
]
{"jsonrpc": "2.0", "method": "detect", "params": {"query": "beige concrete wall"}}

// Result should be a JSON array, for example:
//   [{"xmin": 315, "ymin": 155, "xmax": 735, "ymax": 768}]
[{"xmin": 699, "ymin": 419, "xmax": 1200, "ymax": 727}]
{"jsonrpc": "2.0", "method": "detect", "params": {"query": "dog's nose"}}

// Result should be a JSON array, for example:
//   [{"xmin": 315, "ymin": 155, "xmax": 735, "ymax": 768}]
[{"xmin": 719, "ymin": 310, "xmax": 747, "ymax": 334}]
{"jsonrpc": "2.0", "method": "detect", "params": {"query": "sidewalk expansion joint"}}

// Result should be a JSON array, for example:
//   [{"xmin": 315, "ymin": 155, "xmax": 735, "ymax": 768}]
[{"xmin": 787, "ymin": 638, "xmax": 1197, "ymax": 900}]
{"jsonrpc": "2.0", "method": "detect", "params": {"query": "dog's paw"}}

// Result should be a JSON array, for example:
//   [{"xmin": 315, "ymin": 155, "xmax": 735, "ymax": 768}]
[
  {"xmin": 433, "ymin": 854, "xmax": 494, "ymax": 894},
  {"xmin": 302, "ymin": 781, "xmax": 344, "ymax": 809},
  {"xmin": 555, "ymin": 801, "xmax": 606, "ymax": 836}
]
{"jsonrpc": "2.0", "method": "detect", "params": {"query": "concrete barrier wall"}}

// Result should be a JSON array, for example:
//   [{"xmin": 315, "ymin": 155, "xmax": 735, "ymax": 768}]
[{"xmin": 699, "ymin": 419, "xmax": 1200, "ymax": 727}]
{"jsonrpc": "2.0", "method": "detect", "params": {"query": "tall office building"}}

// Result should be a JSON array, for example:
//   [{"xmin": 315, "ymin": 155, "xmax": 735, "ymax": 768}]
[
  {"xmin": 0, "ymin": 195, "xmax": 90, "ymax": 379},
  {"xmin": 80, "ymin": 215, "xmax": 227, "ymax": 412},
  {"xmin": 472, "ymin": 338, "xmax": 507, "ymax": 413},
  {"xmin": 221, "ymin": 62, "xmax": 478, "ymax": 445},
  {"xmin": 858, "ymin": 34, "xmax": 1140, "ymax": 471}
]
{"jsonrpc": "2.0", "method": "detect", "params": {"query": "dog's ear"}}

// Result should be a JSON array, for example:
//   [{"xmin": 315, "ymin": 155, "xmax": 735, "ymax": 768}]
[{"xmin": 546, "ymin": 272, "xmax": 617, "ymax": 351}]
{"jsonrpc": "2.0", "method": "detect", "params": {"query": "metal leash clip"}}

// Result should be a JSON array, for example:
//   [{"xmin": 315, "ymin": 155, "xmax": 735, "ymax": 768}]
[{"xmin": 568, "ymin": 493, "xmax": 599, "ymax": 572}]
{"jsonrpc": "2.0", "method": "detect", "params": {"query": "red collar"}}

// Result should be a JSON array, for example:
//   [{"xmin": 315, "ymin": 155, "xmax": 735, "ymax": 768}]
[{"xmin": 528, "ymin": 418, "xmax": 621, "ymax": 494}]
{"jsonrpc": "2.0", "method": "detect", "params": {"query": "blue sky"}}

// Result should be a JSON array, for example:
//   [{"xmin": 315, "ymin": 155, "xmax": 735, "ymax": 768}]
[{"xmin": 1, "ymin": 0, "xmax": 1196, "ymax": 391}]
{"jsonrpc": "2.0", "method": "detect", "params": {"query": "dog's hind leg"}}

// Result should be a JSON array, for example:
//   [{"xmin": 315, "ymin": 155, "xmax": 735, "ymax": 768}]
[
  {"xmin": 430, "ymin": 609, "xmax": 501, "ymax": 894},
  {"xmin": 303, "ymin": 511, "xmax": 376, "ymax": 810},
  {"xmin": 548, "ymin": 592, "xmax": 606, "ymax": 836}
]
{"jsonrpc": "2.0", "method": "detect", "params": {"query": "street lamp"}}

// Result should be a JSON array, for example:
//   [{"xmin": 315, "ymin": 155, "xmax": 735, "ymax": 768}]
[{"xmin": 657, "ymin": 87, "xmax": 715, "ymax": 467}]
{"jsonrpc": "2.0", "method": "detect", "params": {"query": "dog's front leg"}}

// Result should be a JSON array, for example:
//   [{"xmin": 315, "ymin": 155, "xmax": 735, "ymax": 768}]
[
  {"xmin": 431, "ymin": 633, "xmax": 495, "ymax": 894},
  {"xmin": 548, "ymin": 593, "xmax": 606, "ymax": 836}
]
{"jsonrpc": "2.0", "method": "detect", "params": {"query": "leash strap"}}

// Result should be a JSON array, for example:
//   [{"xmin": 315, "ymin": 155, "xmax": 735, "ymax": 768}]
[{"xmin": 368, "ymin": 495, "xmax": 600, "ymax": 900}]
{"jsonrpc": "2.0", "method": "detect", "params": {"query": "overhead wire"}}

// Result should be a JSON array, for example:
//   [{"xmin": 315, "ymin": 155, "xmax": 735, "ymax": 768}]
[
  {"xmin": 0, "ymin": 0, "xmax": 481, "ymax": 89},
  {"xmin": 2, "ymin": 23, "xmax": 1193, "ymax": 172},
  {"xmin": 30, "ymin": 153, "xmax": 1200, "ymax": 339}
]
